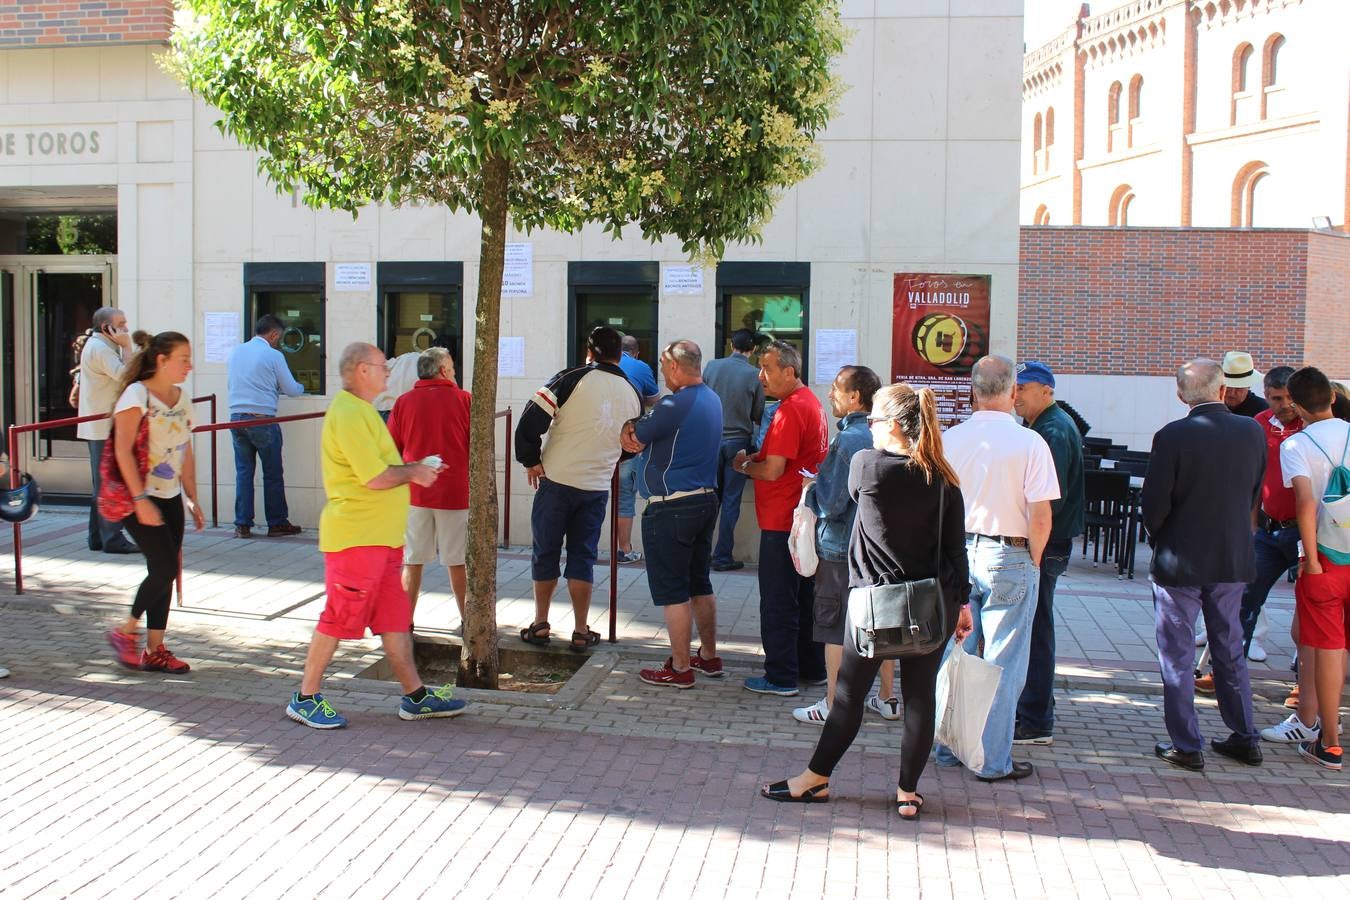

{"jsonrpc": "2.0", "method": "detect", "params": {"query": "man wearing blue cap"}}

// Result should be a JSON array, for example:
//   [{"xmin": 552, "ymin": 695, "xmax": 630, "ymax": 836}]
[{"xmin": 1012, "ymin": 361, "xmax": 1084, "ymax": 745}]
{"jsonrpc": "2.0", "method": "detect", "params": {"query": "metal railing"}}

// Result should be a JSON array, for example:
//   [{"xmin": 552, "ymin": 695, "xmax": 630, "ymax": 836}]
[
  {"xmin": 494, "ymin": 407, "xmax": 513, "ymax": 548},
  {"xmin": 7, "ymin": 395, "xmax": 218, "ymax": 594}
]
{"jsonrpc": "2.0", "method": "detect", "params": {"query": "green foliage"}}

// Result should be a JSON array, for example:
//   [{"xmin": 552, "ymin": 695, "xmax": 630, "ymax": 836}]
[
  {"xmin": 23, "ymin": 214, "xmax": 117, "ymax": 255},
  {"xmin": 168, "ymin": 0, "xmax": 844, "ymax": 256}
]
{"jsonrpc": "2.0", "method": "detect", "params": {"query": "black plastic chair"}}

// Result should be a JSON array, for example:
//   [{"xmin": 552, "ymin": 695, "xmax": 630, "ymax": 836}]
[{"xmin": 1082, "ymin": 470, "xmax": 1134, "ymax": 576}]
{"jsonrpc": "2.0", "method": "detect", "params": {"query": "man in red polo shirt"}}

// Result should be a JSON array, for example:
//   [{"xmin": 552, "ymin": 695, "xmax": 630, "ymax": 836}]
[
  {"xmin": 734, "ymin": 340, "xmax": 829, "ymax": 695},
  {"xmin": 387, "ymin": 347, "xmax": 472, "ymax": 626}
]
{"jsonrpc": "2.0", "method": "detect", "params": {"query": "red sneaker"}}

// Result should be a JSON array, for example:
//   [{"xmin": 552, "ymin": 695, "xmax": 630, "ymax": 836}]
[
  {"xmin": 140, "ymin": 645, "xmax": 191, "ymax": 674},
  {"xmin": 689, "ymin": 650, "xmax": 724, "ymax": 678},
  {"xmin": 107, "ymin": 629, "xmax": 141, "ymax": 669},
  {"xmin": 641, "ymin": 662, "xmax": 695, "ymax": 689}
]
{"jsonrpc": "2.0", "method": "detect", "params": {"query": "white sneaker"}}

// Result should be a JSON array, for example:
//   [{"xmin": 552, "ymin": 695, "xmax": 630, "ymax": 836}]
[
  {"xmin": 0, "ymin": 665, "xmax": 8, "ymax": 678},
  {"xmin": 1261, "ymin": 712, "xmax": 1321, "ymax": 744},
  {"xmin": 791, "ymin": 697, "xmax": 829, "ymax": 725},
  {"xmin": 1247, "ymin": 640, "xmax": 1268, "ymax": 662},
  {"xmin": 1194, "ymin": 629, "xmax": 1207, "ymax": 647},
  {"xmin": 865, "ymin": 695, "xmax": 901, "ymax": 720}
]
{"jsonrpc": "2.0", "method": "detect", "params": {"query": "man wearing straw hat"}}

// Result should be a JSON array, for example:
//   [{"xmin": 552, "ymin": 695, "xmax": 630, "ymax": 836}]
[{"xmin": 1221, "ymin": 351, "xmax": 1269, "ymax": 419}]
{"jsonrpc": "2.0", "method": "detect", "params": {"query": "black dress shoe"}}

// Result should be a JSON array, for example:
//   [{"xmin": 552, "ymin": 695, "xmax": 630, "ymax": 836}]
[
  {"xmin": 976, "ymin": 761, "xmax": 1035, "ymax": 782},
  {"xmin": 233, "ymin": 526, "xmax": 253, "ymax": 539},
  {"xmin": 267, "ymin": 523, "xmax": 302, "ymax": 537},
  {"xmin": 1155, "ymin": 742, "xmax": 1205, "ymax": 771},
  {"xmin": 1211, "ymin": 735, "xmax": 1263, "ymax": 766},
  {"xmin": 711, "ymin": 560, "xmax": 744, "ymax": 572}
]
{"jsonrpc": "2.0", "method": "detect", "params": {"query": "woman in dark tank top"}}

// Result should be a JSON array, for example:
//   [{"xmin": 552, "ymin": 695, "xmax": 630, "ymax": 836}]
[{"xmin": 761, "ymin": 384, "xmax": 972, "ymax": 819}]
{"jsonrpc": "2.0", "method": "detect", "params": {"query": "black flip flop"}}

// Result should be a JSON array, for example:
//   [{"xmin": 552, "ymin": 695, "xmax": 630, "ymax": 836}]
[
  {"xmin": 569, "ymin": 629, "xmax": 600, "ymax": 653},
  {"xmin": 760, "ymin": 780, "xmax": 830, "ymax": 803},
  {"xmin": 896, "ymin": 793, "xmax": 925, "ymax": 820},
  {"xmin": 520, "ymin": 621, "xmax": 551, "ymax": 646}
]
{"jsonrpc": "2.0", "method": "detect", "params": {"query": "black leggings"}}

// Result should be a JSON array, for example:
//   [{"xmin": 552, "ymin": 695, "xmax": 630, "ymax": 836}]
[
  {"xmin": 807, "ymin": 637, "xmax": 948, "ymax": 793},
  {"xmin": 121, "ymin": 495, "xmax": 185, "ymax": 631}
]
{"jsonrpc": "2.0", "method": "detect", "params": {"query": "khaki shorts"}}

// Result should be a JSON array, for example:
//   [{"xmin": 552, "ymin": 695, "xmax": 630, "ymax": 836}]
[{"xmin": 403, "ymin": 507, "xmax": 468, "ymax": 566}]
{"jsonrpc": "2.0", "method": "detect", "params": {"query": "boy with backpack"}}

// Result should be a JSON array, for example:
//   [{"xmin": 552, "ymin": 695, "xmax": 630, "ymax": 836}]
[{"xmin": 1281, "ymin": 366, "xmax": 1350, "ymax": 770}]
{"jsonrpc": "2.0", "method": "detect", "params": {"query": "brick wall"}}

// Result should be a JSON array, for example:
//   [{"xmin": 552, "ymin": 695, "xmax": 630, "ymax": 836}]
[
  {"xmin": 1018, "ymin": 226, "xmax": 1315, "ymax": 376},
  {"xmin": 0, "ymin": 1, "xmax": 171, "ymax": 47},
  {"xmin": 1305, "ymin": 231, "xmax": 1350, "ymax": 376}
]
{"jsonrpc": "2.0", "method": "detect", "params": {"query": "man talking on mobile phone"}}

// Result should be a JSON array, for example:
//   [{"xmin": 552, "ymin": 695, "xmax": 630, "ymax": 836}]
[{"xmin": 78, "ymin": 307, "xmax": 140, "ymax": 554}]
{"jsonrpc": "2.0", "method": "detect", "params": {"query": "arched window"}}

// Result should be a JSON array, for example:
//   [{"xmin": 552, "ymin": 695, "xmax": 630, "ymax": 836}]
[
  {"xmin": 1109, "ymin": 184, "xmax": 1134, "ymax": 226},
  {"xmin": 1127, "ymin": 75, "xmax": 1143, "ymax": 148},
  {"xmin": 1033, "ymin": 204, "xmax": 1051, "ymax": 226},
  {"xmin": 1045, "ymin": 107, "xmax": 1055, "ymax": 169},
  {"xmin": 1032, "ymin": 112, "xmax": 1043, "ymax": 174},
  {"xmin": 1231, "ymin": 43, "xmax": 1255, "ymax": 125},
  {"xmin": 1261, "ymin": 34, "xmax": 1285, "ymax": 119},
  {"xmin": 1231, "ymin": 161, "xmax": 1269, "ymax": 227},
  {"xmin": 1107, "ymin": 81, "xmax": 1123, "ymax": 152}
]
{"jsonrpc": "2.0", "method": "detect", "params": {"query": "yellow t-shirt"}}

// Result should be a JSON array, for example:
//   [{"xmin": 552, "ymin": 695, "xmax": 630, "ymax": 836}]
[{"xmin": 319, "ymin": 390, "xmax": 409, "ymax": 552}]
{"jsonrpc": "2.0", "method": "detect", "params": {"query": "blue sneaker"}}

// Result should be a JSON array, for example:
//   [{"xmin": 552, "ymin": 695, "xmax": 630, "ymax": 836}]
[
  {"xmin": 398, "ymin": 685, "xmax": 468, "ymax": 720},
  {"xmin": 287, "ymin": 693, "xmax": 348, "ymax": 729},
  {"xmin": 743, "ymin": 675, "xmax": 799, "ymax": 697}
]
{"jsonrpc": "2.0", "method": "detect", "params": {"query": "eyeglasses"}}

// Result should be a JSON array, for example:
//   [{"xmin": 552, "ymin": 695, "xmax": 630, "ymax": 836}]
[{"xmin": 866, "ymin": 415, "xmax": 894, "ymax": 424}]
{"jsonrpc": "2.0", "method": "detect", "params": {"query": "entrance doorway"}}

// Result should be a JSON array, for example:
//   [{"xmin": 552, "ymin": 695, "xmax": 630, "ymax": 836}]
[
  {"xmin": 567, "ymin": 262, "xmax": 659, "ymax": 380},
  {"xmin": 0, "ymin": 256, "xmax": 116, "ymax": 496}
]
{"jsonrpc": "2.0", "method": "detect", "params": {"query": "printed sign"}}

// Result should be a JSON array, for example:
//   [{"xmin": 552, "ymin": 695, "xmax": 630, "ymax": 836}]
[
  {"xmin": 502, "ymin": 243, "xmax": 533, "ymax": 297},
  {"xmin": 498, "ymin": 336, "xmax": 525, "ymax": 377},
  {"xmin": 662, "ymin": 265, "xmax": 704, "ymax": 295},
  {"xmin": 813, "ymin": 329, "xmax": 858, "ymax": 385},
  {"xmin": 891, "ymin": 273, "xmax": 992, "ymax": 429},
  {"xmin": 333, "ymin": 263, "xmax": 371, "ymax": 290},
  {"xmin": 203, "ymin": 311, "xmax": 241, "ymax": 363}
]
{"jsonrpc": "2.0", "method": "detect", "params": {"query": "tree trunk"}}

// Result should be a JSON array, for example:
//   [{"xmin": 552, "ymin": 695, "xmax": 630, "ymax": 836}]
[{"xmin": 460, "ymin": 152, "xmax": 510, "ymax": 689}]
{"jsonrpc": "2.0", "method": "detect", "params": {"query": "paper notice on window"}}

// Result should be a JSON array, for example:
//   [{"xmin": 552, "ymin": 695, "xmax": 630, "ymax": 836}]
[
  {"xmin": 501, "ymin": 243, "xmax": 533, "ymax": 297},
  {"xmin": 813, "ymin": 329, "xmax": 858, "ymax": 384},
  {"xmin": 662, "ymin": 265, "xmax": 704, "ymax": 295},
  {"xmin": 203, "ymin": 311, "xmax": 241, "ymax": 363},
  {"xmin": 498, "ymin": 336, "xmax": 525, "ymax": 377}
]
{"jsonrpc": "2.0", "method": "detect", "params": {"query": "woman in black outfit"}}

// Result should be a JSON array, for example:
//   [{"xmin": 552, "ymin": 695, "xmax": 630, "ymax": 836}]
[{"xmin": 761, "ymin": 383, "xmax": 972, "ymax": 818}]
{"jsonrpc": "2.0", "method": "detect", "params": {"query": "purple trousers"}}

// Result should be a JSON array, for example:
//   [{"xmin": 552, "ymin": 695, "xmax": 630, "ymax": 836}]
[{"xmin": 1152, "ymin": 581, "xmax": 1258, "ymax": 753}]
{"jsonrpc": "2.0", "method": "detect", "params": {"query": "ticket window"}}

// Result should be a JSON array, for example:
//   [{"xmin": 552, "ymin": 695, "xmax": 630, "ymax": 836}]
[
  {"xmin": 720, "ymin": 291, "xmax": 808, "ymax": 382},
  {"xmin": 246, "ymin": 288, "xmax": 324, "ymax": 395},
  {"xmin": 377, "ymin": 263, "xmax": 465, "ymax": 373},
  {"xmin": 571, "ymin": 289, "xmax": 658, "ymax": 380}
]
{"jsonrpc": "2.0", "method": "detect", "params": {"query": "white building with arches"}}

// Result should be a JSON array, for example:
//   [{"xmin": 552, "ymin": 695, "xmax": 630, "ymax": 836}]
[{"xmin": 1020, "ymin": 0, "xmax": 1350, "ymax": 230}]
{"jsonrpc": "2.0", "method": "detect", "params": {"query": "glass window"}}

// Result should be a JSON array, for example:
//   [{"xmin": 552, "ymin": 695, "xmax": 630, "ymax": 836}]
[
  {"xmin": 572, "ymin": 290, "xmax": 658, "ymax": 378},
  {"xmin": 382, "ymin": 289, "xmax": 462, "ymax": 365},
  {"xmin": 249, "ymin": 289, "xmax": 324, "ymax": 395},
  {"xmin": 722, "ymin": 291, "xmax": 806, "ymax": 380}
]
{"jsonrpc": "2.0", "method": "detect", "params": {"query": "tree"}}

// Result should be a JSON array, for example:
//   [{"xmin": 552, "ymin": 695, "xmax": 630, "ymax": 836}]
[{"xmin": 169, "ymin": 0, "xmax": 844, "ymax": 687}]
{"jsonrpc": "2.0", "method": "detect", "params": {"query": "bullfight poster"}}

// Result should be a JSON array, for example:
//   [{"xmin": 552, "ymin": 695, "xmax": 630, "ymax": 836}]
[{"xmin": 891, "ymin": 273, "xmax": 992, "ymax": 429}]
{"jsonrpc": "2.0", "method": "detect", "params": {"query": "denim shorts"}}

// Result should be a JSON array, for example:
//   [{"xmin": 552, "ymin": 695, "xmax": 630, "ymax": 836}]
[
  {"xmin": 641, "ymin": 492, "xmax": 718, "ymax": 605},
  {"xmin": 812, "ymin": 557, "xmax": 848, "ymax": 645},
  {"xmin": 530, "ymin": 479, "xmax": 609, "ymax": 583},
  {"xmin": 617, "ymin": 456, "xmax": 639, "ymax": 518}
]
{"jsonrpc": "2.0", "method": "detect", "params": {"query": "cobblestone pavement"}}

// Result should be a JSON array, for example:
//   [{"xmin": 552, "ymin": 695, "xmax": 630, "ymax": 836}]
[{"xmin": 1, "ymin": 510, "xmax": 1347, "ymax": 898}]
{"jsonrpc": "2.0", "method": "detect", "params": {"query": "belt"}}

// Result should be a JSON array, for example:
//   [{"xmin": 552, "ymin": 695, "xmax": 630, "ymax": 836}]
[
  {"xmin": 235, "ymin": 412, "xmax": 275, "ymax": 419},
  {"xmin": 966, "ymin": 532, "xmax": 1029, "ymax": 549},
  {"xmin": 1260, "ymin": 514, "xmax": 1297, "ymax": 532},
  {"xmin": 646, "ymin": 487, "xmax": 716, "ymax": 505}
]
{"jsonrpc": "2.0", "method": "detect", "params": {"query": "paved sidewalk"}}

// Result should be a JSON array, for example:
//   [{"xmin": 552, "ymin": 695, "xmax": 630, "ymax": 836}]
[{"xmin": 1, "ymin": 509, "xmax": 1347, "ymax": 898}]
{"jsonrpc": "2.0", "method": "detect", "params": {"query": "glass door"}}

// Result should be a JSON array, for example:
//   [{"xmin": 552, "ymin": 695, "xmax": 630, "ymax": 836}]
[{"xmin": 571, "ymin": 289, "xmax": 658, "ymax": 380}]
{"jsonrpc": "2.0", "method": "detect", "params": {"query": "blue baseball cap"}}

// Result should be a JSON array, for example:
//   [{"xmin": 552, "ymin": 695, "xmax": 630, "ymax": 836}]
[{"xmin": 1016, "ymin": 360, "xmax": 1055, "ymax": 388}]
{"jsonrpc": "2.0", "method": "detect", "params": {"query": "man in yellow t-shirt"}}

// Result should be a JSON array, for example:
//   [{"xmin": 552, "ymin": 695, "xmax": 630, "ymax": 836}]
[{"xmin": 287, "ymin": 342, "xmax": 467, "ymax": 730}]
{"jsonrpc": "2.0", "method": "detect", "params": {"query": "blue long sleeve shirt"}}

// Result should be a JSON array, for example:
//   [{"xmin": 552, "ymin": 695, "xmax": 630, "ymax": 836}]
[
  {"xmin": 806, "ymin": 411, "xmax": 873, "ymax": 561},
  {"xmin": 226, "ymin": 336, "xmax": 306, "ymax": 415}
]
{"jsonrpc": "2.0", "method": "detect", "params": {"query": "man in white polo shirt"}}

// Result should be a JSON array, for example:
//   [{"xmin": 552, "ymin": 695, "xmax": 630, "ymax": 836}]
[{"xmin": 934, "ymin": 355, "xmax": 1059, "ymax": 782}]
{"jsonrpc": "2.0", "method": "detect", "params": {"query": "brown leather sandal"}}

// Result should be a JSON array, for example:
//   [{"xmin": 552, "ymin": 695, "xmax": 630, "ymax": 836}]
[{"xmin": 520, "ymin": 621, "xmax": 551, "ymax": 645}]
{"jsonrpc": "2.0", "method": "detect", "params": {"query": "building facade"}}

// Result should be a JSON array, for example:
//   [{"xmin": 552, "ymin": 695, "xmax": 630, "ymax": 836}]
[
  {"xmin": 1021, "ymin": 0, "xmax": 1350, "ymax": 230},
  {"xmin": 0, "ymin": 2, "xmax": 1025, "ymax": 553}
]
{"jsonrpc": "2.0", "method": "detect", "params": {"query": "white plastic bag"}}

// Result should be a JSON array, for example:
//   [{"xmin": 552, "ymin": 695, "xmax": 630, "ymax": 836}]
[
  {"xmin": 789, "ymin": 483, "xmax": 818, "ymax": 577},
  {"xmin": 934, "ymin": 643, "xmax": 1003, "ymax": 773}
]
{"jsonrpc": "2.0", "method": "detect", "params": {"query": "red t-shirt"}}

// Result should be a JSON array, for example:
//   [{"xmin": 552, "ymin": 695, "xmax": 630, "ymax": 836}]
[
  {"xmin": 753, "ymin": 386, "xmax": 829, "ymax": 532},
  {"xmin": 1256, "ymin": 408, "xmax": 1302, "ymax": 522},
  {"xmin": 386, "ymin": 379, "xmax": 472, "ymax": 509}
]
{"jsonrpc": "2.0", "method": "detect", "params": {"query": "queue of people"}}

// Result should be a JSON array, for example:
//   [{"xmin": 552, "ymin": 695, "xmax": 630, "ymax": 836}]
[{"xmin": 68, "ymin": 318, "xmax": 1344, "ymax": 789}]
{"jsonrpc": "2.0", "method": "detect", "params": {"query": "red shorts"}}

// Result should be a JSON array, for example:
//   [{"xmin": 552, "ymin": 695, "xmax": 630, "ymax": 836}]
[
  {"xmin": 1294, "ymin": 554, "xmax": 1350, "ymax": 651},
  {"xmin": 318, "ymin": 546, "xmax": 412, "ymax": 639}
]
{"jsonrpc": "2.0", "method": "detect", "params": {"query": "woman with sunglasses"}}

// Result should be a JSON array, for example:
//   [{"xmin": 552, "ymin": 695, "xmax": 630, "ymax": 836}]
[{"xmin": 761, "ymin": 383, "xmax": 972, "ymax": 819}]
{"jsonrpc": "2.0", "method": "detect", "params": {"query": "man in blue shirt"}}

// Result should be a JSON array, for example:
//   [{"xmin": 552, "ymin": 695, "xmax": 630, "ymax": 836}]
[
  {"xmin": 620, "ymin": 340, "xmax": 723, "ymax": 688},
  {"xmin": 226, "ymin": 315, "xmax": 306, "ymax": 538},
  {"xmin": 616, "ymin": 335, "xmax": 660, "ymax": 563}
]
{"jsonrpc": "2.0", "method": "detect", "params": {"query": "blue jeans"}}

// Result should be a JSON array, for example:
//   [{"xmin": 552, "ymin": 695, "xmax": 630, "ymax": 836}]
[
  {"xmin": 86, "ymin": 440, "xmax": 135, "ymax": 551},
  {"xmin": 1239, "ymin": 526, "xmax": 1300, "ymax": 653},
  {"xmin": 936, "ymin": 538, "xmax": 1040, "ymax": 778},
  {"xmin": 231, "ymin": 414, "xmax": 289, "ymax": 528},
  {"xmin": 1016, "ymin": 537, "xmax": 1072, "ymax": 736},
  {"xmin": 712, "ymin": 437, "xmax": 751, "ymax": 565},
  {"xmin": 758, "ymin": 529, "xmax": 825, "ymax": 687}
]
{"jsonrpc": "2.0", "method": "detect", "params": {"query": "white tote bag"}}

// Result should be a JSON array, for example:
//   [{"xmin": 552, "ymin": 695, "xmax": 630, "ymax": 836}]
[
  {"xmin": 789, "ymin": 483, "xmax": 818, "ymax": 577},
  {"xmin": 934, "ymin": 643, "xmax": 1003, "ymax": 773}
]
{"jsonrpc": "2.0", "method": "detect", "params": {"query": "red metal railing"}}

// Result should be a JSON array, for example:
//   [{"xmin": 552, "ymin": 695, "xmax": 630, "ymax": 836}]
[
  {"xmin": 494, "ymin": 407, "xmax": 513, "ymax": 548},
  {"xmin": 609, "ymin": 466, "xmax": 619, "ymax": 643},
  {"xmin": 8, "ymin": 395, "xmax": 217, "ymax": 594}
]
